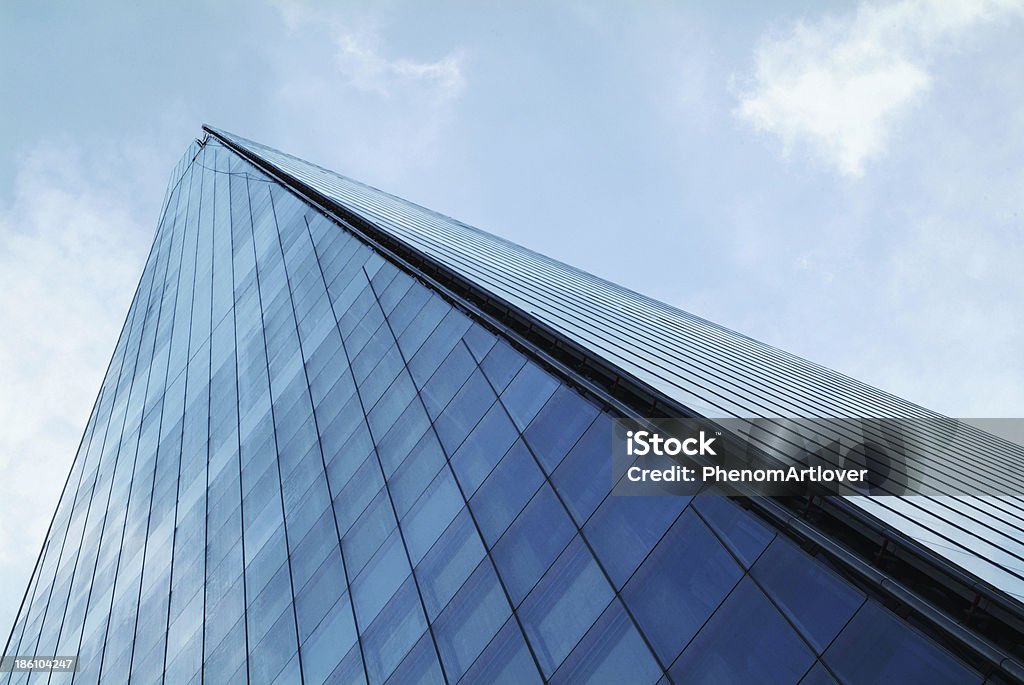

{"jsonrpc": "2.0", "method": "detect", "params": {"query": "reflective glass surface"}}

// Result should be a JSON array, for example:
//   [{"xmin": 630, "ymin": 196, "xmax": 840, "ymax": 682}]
[{"xmin": 1, "ymin": 134, "xmax": 986, "ymax": 685}]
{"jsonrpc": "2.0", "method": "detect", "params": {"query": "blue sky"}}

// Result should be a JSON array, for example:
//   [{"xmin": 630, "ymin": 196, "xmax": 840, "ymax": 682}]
[{"xmin": 1, "ymin": 0, "xmax": 1022, "ymax": 636}]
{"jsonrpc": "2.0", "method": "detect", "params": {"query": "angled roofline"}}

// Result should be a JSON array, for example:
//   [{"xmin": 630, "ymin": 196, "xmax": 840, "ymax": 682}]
[{"xmin": 202, "ymin": 124, "xmax": 1024, "ymax": 682}]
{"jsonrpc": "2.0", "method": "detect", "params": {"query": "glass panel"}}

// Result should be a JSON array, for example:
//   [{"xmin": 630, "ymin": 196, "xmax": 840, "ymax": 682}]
[
  {"xmin": 823, "ymin": 601, "xmax": 981, "ymax": 685},
  {"xmin": 669, "ymin": 577, "xmax": 815, "ymax": 685},
  {"xmin": 385, "ymin": 632, "xmax": 444, "ymax": 685},
  {"xmin": 433, "ymin": 560, "xmax": 511, "ymax": 681},
  {"xmin": 492, "ymin": 484, "xmax": 576, "ymax": 605},
  {"xmin": 470, "ymin": 439, "xmax": 544, "ymax": 546},
  {"xmin": 752, "ymin": 537, "xmax": 865, "ymax": 652},
  {"xmin": 460, "ymin": 616, "xmax": 542, "ymax": 685},
  {"xmin": 584, "ymin": 494, "xmax": 688, "ymax": 588},
  {"xmin": 693, "ymin": 496, "xmax": 775, "ymax": 568},
  {"xmin": 550, "ymin": 600, "xmax": 662, "ymax": 685},
  {"xmin": 434, "ymin": 370, "xmax": 497, "ymax": 453},
  {"xmin": 550, "ymin": 416, "xmax": 614, "ymax": 526},
  {"xmin": 523, "ymin": 386, "xmax": 599, "ymax": 473},
  {"xmin": 501, "ymin": 362, "xmax": 559, "ymax": 431},
  {"xmin": 403, "ymin": 468, "xmax": 464, "ymax": 564},
  {"xmin": 361, "ymin": 577, "xmax": 429, "ymax": 684},
  {"xmin": 450, "ymin": 403, "xmax": 519, "ymax": 496},
  {"xmin": 623, "ymin": 509, "xmax": 742, "ymax": 664},
  {"xmin": 416, "ymin": 508, "xmax": 486, "ymax": 620},
  {"xmin": 799, "ymin": 662, "xmax": 839, "ymax": 685},
  {"xmin": 299, "ymin": 593, "xmax": 358, "ymax": 685},
  {"xmin": 518, "ymin": 536, "xmax": 615, "ymax": 677}
]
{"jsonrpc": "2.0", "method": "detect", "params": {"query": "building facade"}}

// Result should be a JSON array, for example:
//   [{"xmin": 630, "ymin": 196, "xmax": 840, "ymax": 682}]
[{"xmin": 3, "ymin": 129, "xmax": 1022, "ymax": 684}]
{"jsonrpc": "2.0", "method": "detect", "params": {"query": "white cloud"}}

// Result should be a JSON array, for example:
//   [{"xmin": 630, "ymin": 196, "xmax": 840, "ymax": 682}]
[
  {"xmin": 735, "ymin": 0, "xmax": 1024, "ymax": 176},
  {"xmin": 335, "ymin": 30, "xmax": 465, "ymax": 100},
  {"xmin": 267, "ymin": 1, "xmax": 466, "ymax": 181},
  {"xmin": 0, "ymin": 140, "xmax": 153, "ymax": 634}
]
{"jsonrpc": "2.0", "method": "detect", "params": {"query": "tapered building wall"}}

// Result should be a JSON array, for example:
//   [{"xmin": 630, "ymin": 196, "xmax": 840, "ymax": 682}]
[{"xmin": 2, "ymin": 137, "xmax": 988, "ymax": 684}]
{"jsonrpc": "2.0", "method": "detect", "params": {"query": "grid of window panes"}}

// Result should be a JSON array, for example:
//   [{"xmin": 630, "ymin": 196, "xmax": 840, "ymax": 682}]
[
  {"xmin": 3, "ymin": 138, "xmax": 984, "ymax": 684},
  {"xmin": 210, "ymin": 126, "xmax": 1024, "ymax": 606}
]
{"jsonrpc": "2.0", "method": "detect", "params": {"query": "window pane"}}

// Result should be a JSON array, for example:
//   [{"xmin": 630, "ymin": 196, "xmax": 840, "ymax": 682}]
[
  {"xmin": 693, "ymin": 496, "xmax": 775, "ymax": 568},
  {"xmin": 416, "ymin": 508, "xmax": 485, "ymax": 620},
  {"xmin": 668, "ymin": 577, "xmax": 815, "ymax": 685},
  {"xmin": 623, "ymin": 509, "xmax": 742, "ymax": 664},
  {"xmin": 460, "ymin": 616, "xmax": 542, "ymax": 685},
  {"xmin": 299, "ymin": 593, "xmax": 358, "ymax": 685},
  {"xmin": 585, "ymin": 494, "xmax": 688, "ymax": 588},
  {"xmin": 501, "ymin": 362, "xmax": 559, "ymax": 431},
  {"xmin": 385, "ymin": 631, "xmax": 443, "ymax": 685},
  {"xmin": 361, "ymin": 577, "xmax": 428, "ymax": 684},
  {"xmin": 470, "ymin": 439, "xmax": 544, "ymax": 546},
  {"xmin": 550, "ymin": 600, "xmax": 662, "ymax": 685},
  {"xmin": 823, "ymin": 601, "xmax": 981, "ymax": 685},
  {"xmin": 752, "ymin": 537, "xmax": 865, "ymax": 652},
  {"xmin": 352, "ymin": 530, "xmax": 411, "ymax": 628},
  {"xmin": 451, "ymin": 403, "xmax": 520, "ymax": 496},
  {"xmin": 433, "ymin": 560, "xmax": 511, "ymax": 681},
  {"xmin": 523, "ymin": 386, "xmax": 599, "ymax": 473},
  {"xmin": 799, "ymin": 662, "xmax": 839, "ymax": 685},
  {"xmin": 434, "ymin": 370, "xmax": 497, "ymax": 453},
  {"xmin": 492, "ymin": 484, "xmax": 576, "ymax": 605},
  {"xmin": 519, "ymin": 536, "xmax": 614, "ymax": 677},
  {"xmin": 551, "ymin": 416, "xmax": 614, "ymax": 526},
  {"xmin": 403, "ymin": 468, "xmax": 463, "ymax": 564}
]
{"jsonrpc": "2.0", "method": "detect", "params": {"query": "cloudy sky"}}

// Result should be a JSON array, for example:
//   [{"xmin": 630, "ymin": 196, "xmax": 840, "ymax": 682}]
[{"xmin": 1, "ymin": 0, "xmax": 1022, "ymax": 636}]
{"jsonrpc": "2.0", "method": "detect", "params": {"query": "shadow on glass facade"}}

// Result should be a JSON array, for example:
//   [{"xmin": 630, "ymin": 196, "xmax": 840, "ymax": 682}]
[{"xmin": 0, "ymin": 134, "xmax": 1011, "ymax": 684}]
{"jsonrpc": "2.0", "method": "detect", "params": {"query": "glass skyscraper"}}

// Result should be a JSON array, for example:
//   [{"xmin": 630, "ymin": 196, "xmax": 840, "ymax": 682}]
[{"xmin": 3, "ymin": 127, "xmax": 1022, "ymax": 684}]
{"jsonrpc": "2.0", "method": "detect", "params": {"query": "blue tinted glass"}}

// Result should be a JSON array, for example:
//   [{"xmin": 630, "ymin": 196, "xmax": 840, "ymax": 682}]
[
  {"xmin": 550, "ymin": 599, "xmax": 661, "ymax": 685},
  {"xmin": 420, "ymin": 343, "xmax": 476, "ymax": 418},
  {"xmin": 501, "ymin": 362, "xmax": 559, "ymax": 430},
  {"xmin": 470, "ymin": 439, "xmax": 544, "ymax": 546},
  {"xmin": 249, "ymin": 604, "xmax": 300, "ymax": 683},
  {"xmin": 299, "ymin": 593, "xmax": 358, "ymax": 684},
  {"xmin": 584, "ymin": 494, "xmax": 688, "ymax": 588},
  {"xmin": 669, "ymin": 577, "xmax": 815, "ymax": 685},
  {"xmin": 623, "ymin": 509, "xmax": 742, "ymax": 664},
  {"xmin": 416, "ymin": 508, "xmax": 486, "ymax": 620},
  {"xmin": 460, "ymin": 616, "xmax": 542, "ymax": 685},
  {"xmin": 523, "ymin": 386, "xmax": 599, "ymax": 472},
  {"xmin": 462, "ymin": 322, "xmax": 497, "ymax": 362},
  {"xmin": 492, "ymin": 484, "xmax": 576, "ymax": 605},
  {"xmin": 518, "ymin": 536, "xmax": 614, "ymax": 677},
  {"xmin": 403, "ymin": 468, "xmax": 463, "ymax": 564},
  {"xmin": 361, "ymin": 577, "xmax": 428, "ymax": 684},
  {"xmin": 800, "ymin": 662, "xmax": 840, "ymax": 685},
  {"xmin": 480, "ymin": 340, "xmax": 526, "ymax": 393},
  {"xmin": 434, "ymin": 370, "xmax": 496, "ymax": 453},
  {"xmin": 693, "ymin": 496, "xmax": 775, "ymax": 568},
  {"xmin": 295, "ymin": 553, "xmax": 346, "ymax": 641},
  {"xmin": 752, "ymin": 537, "xmax": 865, "ymax": 652},
  {"xmin": 551, "ymin": 415, "xmax": 613, "ymax": 526},
  {"xmin": 333, "ymin": 453, "xmax": 383, "ymax": 534},
  {"xmin": 344, "ymin": 488, "xmax": 397, "ymax": 577},
  {"xmin": 450, "ymin": 402, "xmax": 519, "ymax": 496},
  {"xmin": 823, "ymin": 601, "xmax": 981, "ymax": 685},
  {"xmin": 385, "ymin": 631, "xmax": 444, "ymax": 685},
  {"xmin": 376, "ymin": 400, "xmax": 430, "ymax": 477},
  {"xmin": 408, "ymin": 310, "xmax": 472, "ymax": 385},
  {"xmin": 352, "ymin": 531, "xmax": 411, "ymax": 628},
  {"xmin": 433, "ymin": 560, "xmax": 511, "ymax": 681},
  {"xmin": 389, "ymin": 431, "xmax": 447, "ymax": 518},
  {"xmin": 327, "ymin": 643, "xmax": 368, "ymax": 685}
]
